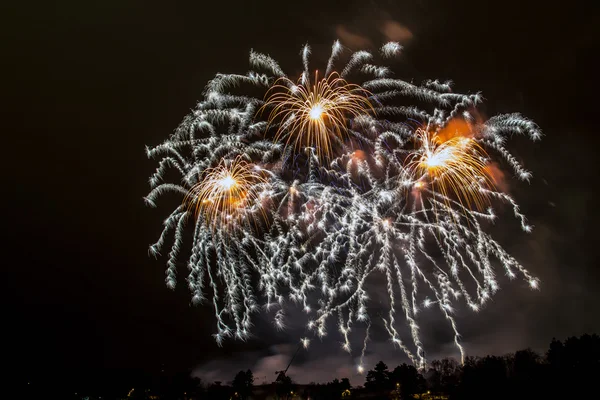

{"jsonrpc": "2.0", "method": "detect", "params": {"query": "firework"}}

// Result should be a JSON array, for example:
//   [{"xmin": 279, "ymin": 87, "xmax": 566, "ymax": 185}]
[
  {"xmin": 406, "ymin": 127, "xmax": 494, "ymax": 211},
  {"xmin": 145, "ymin": 40, "xmax": 542, "ymax": 369},
  {"xmin": 263, "ymin": 71, "xmax": 373, "ymax": 161},
  {"xmin": 185, "ymin": 156, "xmax": 267, "ymax": 227}
]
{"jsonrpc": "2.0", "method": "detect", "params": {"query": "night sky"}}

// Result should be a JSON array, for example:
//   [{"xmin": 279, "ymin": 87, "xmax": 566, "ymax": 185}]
[{"xmin": 5, "ymin": 0, "xmax": 600, "ymax": 390}]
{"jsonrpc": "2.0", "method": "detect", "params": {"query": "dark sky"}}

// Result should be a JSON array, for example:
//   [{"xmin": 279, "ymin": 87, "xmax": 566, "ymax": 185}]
[{"xmin": 5, "ymin": 0, "xmax": 600, "ymax": 390}]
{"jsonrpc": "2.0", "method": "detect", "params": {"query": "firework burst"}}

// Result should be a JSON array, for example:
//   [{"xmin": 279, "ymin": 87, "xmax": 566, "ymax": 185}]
[
  {"xmin": 407, "ymin": 127, "xmax": 494, "ymax": 211},
  {"xmin": 263, "ymin": 71, "xmax": 373, "ymax": 161},
  {"xmin": 185, "ymin": 156, "xmax": 267, "ymax": 228},
  {"xmin": 145, "ymin": 40, "xmax": 541, "ymax": 370}
]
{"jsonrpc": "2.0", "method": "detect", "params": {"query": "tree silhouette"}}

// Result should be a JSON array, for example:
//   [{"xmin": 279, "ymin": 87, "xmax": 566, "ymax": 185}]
[
  {"xmin": 275, "ymin": 373, "xmax": 294, "ymax": 399},
  {"xmin": 232, "ymin": 370, "xmax": 254, "ymax": 399},
  {"xmin": 507, "ymin": 349, "xmax": 545, "ymax": 400},
  {"xmin": 389, "ymin": 363, "xmax": 426, "ymax": 398},
  {"xmin": 365, "ymin": 361, "xmax": 390, "ymax": 392},
  {"xmin": 546, "ymin": 334, "xmax": 600, "ymax": 398},
  {"xmin": 340, "ymin": 377, "xmax": 351, "ymax": 392},
  {"xmin": 455, "ymin": 355, "xmax": 508, "ymax": 400},
  {"xmin": 315, "ymin": 377, "xmax": 353, "ymax": 399},
  {"xmin": 547, "ymin": 337, "xmax": 564, "ymax": 368},
  {"xmin": 206, "ymin": 381, "xmax": 230, "ymax": 400},
  {"xmin": 428, "ymin": 358, "xmax": 459, "ymax": 395}
]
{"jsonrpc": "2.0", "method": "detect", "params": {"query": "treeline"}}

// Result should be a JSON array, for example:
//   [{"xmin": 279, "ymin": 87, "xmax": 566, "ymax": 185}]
[
  {"xmin": 359, "ymin": 333, "xmax": 600, "ymax": 399},
  {"xmin": 21, "ymin": 334, "xmax": 600, "ymax": 399}
]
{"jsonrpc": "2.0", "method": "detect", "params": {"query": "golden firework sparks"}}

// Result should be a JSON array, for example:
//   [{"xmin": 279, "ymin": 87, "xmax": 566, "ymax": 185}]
[
  {"xmin": 407, "ymin": 126, "xmax": 494, "ymax": 211},
  {"xmin": 185, "ymin": 157, "xmax": 266, "ymax": 227},
  {"xmin": 262, "ymin": 71, "xmax": 373, "ymax": 161}
]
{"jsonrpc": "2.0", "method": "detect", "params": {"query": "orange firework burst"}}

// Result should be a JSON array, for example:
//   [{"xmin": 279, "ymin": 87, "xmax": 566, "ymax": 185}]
[
  {"xmin": 185, "ymin": 157, "xmax": 266, "ymax": 227},
  {"xmin": 407, "ymin": 127, "xmax": 494, "ymax": 211},
  {"xmin": 262, "ymin": 71, "xmax": 373, "ymax": 161}
]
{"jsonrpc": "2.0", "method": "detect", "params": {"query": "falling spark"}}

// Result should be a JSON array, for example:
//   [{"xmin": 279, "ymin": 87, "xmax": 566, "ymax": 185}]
[{"xmin": 301, "ymin": 337, "xmax": 310, "ymax": 348}]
